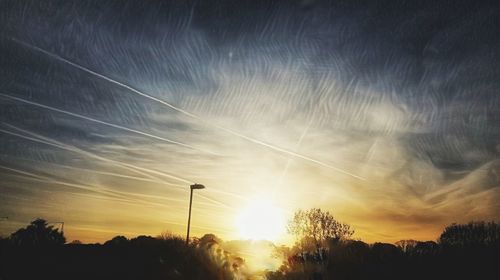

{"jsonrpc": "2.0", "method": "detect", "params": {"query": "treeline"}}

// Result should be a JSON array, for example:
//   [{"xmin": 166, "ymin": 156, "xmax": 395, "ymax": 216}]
[
  {"xmin": 267, "ymin": 221, "xmax": 500, "ymax": 280},
  {"xmin": 0, "ymin": 219, "xmax": 248, "ymax": 280},
  {"xmin": 1, "ymin": 218, "xmax": 499, "ymax": 280}
]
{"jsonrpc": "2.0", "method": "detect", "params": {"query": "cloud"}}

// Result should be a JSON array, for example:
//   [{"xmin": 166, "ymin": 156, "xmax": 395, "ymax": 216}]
[{"xmin": 0, "ymin": 0, "xmax": 499, "ymax": 245}]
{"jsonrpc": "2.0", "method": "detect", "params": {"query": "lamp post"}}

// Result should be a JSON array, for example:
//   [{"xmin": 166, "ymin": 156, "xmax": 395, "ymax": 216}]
[
  {"xmin": 186, "ymin": 183, "xmax": 205, "ymax": 245},
  {"xmin": 50, "ymin": 221, "xmax": 64, "ymax": 233}
]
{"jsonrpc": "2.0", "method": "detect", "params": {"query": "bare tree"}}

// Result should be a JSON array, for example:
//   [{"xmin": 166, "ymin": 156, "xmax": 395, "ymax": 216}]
[
  {"xmin": 395, "ymin": 239, "xmax": 419, "ymax": 253},
  {"xmin": 287, "ymin": 208, "xmax": 354, "ymax": 251}
]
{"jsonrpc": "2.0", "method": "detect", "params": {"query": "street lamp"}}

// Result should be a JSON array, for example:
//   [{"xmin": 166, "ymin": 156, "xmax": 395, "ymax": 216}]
[
  {"xmin": 49, "ymin": 221, "xmax": 64, "ymax": 233},
  {"xmin": 186, "ymin": 183, "xmax": 205, "ymax": 245}
]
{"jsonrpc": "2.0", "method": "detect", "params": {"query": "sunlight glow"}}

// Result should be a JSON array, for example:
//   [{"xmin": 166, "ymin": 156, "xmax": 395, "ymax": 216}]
[{"xmin": 236, "ymin": 199, "xmax": 286, "ymax": 241}]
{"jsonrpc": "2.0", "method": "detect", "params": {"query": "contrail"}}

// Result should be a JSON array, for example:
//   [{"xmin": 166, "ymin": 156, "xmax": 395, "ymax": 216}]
[
  {"xmin": 0, "ymin": 92, "xmax": 218, "ymax": 156},
  {"xmin": 0, "ymin": 179, "xmax": 142, "ymax": 207},
  {"xmin": 59, "ymin": 164, "xmax": 183, "ymax": 186},
  {"xmin": 54, "ymin": 160, "xmax": 247, "ymax": 202},
  {"xmin": 0, "ymin": 164, "xmax": 155, "ymax": 205},
  {"xmin": 0, "ymin": 165, "xmax": 46, "ymax": 180},
  {"xmin": 268, "ymin": 121, "xmax": 312, "ymax": 201},
  {"xmin": 50, "ymin": 163, "xmax": 183, "ymax": 185},
  {"xmin": 275, "ymin": 86, "xmax": 331, "ymax": 191},
  {"xmin": 0, "ymin": 155, "xmax": 203, "ymax": 198},
  {"xmin": 0, "ymin": 125, "xmax": 234, "ymax": 208},
  {"xmin": 11, "ymin": 38, "xmax": 365, "ymax": 180},
  {"xmin": 44, "ymin": 157, "xmax": 247, "ymax": 202},
  {"xmin": 0, "ymin": 154, "xmax": 182, "ymax": 185},
  {"xmin": 0, "ymin": 126, "xmax": 171, "ymax": 183},
  {"xmin": 1, "ymin": 123, "xmax": 192, "ymax": 184},
  {"xmin": 0, "ymin": 164, "xmax": 225, "ymax": 209},
  {"xmin": 276, "ymin": 120, "xmax": 312, "ymax": 191}
]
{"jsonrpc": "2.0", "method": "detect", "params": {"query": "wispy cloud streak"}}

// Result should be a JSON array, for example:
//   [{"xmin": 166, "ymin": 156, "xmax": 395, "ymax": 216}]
[
  {"xmin": 0, "ymin": 92, "xmax": 217, "ymax": 156},
  {"xmin": 10, "ymin": 39, "xmax": 365, "ymax": 181}
]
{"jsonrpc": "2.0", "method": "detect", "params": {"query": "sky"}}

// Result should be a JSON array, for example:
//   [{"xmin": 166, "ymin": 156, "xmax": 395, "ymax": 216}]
[{"xmin": 0, "ymin": 0, "xmax": 499, "ymax": 244}]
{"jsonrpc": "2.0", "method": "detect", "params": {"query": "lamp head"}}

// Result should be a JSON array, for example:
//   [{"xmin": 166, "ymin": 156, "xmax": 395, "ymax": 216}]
[{"xmin": 190, "ymin": 183, "xmax": 206, "ymax": 190}]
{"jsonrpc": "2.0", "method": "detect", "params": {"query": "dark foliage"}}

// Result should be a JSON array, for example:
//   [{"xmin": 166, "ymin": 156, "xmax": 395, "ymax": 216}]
[
  {"xmin": 439, "ymin": 221, "xmax": 500, "ymax": 247},
  {"xmin": 268, "ymin": 221, "xmax": 500, "ymax": 280},
  {"xmin": 0, "ymin": 221, "xmax": 231, "ymax": 280},
  {"xmin": 2, "ymin": 220, "xmax": 500, "ymax": 280},
  {"xmin": 9, "ymin": 218, "xmax": 65, "ymax": 247}
]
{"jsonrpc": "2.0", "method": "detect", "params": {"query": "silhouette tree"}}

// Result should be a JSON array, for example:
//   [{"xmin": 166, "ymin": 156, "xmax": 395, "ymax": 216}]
[
  {"xmin": 9, "ymin": 218, "xmax": 65, "ymax": 246},
  {"xmin": 288, "ymin": 208, "xmax": 354, "ymax": 251},
  {"xmin": 103, "ymin": 235, "xmax": 128, "ymax": 247},
  {"xmin": 439, "ymin": 221, "xmax": 500, "ymax": 247}
]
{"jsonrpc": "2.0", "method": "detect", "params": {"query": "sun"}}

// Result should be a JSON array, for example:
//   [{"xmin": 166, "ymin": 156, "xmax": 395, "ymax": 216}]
[{"xmin": 236, "ymin": 199, "xmax": 286, "ymax": 241}]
